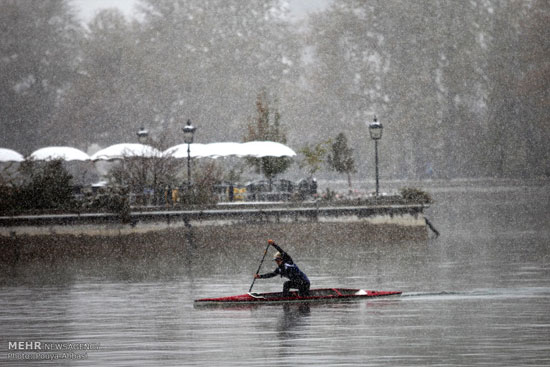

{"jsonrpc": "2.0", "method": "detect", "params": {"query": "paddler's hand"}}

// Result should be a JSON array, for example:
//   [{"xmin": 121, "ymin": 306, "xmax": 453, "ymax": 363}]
[
  {"xmin": 254, "ymin": 274, "xmax": 261, "ymax": 279},
  {"xmin": 267, "ymin": 239, "xmax": 275, "ymax": 246}
]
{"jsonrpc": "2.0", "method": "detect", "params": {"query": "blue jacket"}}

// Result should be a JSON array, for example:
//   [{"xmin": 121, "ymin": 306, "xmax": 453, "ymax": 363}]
[{"xmin": 259, "ymin": 243, "xmax": 310, "ymax": 284}]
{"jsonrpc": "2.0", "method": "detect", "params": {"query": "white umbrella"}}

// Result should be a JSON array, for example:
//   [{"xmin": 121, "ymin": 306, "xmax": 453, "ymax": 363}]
[
  {"xmin": 197, "ymin": 142, "xmax": 248, "ymax": 158},
  {"xmin": 164, "ymin": 143, "xmax": 210, "ymax": 158},
  {"xmin": 164, "ymin": 141, "xmax": 296, "ymax": 159},
  {"xmin": 241, "ymin": 141, "xmax": 296, "ymax": 157},
  {"xmin": 90, "ymin": 143, "xmax": 163, "ymax": 161},
  {"xmin": 0, "ymin": 148, "xmax": 24, "ymax": 162},
  {"xmin": 30, "ymin": 146, "xmax": 91, "ymax": 161}
]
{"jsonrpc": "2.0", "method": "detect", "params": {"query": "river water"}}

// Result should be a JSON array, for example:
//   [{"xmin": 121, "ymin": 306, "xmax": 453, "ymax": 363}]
[{"xmin": 1, "ymin": 180, "xmax": 549, "ymax": 366}]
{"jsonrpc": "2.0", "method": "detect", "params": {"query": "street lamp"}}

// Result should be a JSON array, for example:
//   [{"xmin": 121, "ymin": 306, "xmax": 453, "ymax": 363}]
[
  {"xmin": 368, "ymin": 115, "xmax": 383, "ymax": 196},
  {"xmin": 137, "ymin": 127, "xmax": 149, "ymax": 144},
  {"xmin": 182, "ymin": 119, "xmax": 196, "ymax": 188},
  {"xmin": 136, "ymin": 127, "xmax": 149, "ymax": 205}
]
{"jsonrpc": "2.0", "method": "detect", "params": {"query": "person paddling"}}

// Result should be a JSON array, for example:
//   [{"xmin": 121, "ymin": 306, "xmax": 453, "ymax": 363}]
[{"xmin": 254, "ymin": 239, "xmax": 310, "ymax": 297}]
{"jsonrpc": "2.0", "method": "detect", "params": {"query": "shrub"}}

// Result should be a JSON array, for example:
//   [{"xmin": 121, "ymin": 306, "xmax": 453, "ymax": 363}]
[
  {"xmin": 0, "ymin": 159, "xmax": 76, "ymax": 213},
  {"xmin": 85, "ymin": 186, "xmax": 131, "ymax": 221},
  {"xmin": 400, "ymin": 187, "xmax": 433, "ymax": 204}
]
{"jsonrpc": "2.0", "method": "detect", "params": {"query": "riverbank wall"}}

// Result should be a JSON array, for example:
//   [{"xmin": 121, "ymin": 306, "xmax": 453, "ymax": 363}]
[{"xmin": 0, "ymin": 203, "xmax": 429, "ymax": 263}]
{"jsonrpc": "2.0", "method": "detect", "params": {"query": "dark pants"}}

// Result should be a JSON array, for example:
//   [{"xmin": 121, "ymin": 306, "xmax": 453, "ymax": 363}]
[{"xmin": 283, "ymin": 280, "xmax": 310, "ymax": 297}]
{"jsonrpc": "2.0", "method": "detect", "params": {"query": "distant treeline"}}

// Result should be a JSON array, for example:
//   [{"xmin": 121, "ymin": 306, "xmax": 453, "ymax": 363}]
[{"xmin": 1, "ymin": 0, "xmax": 548, "ymax": 179}]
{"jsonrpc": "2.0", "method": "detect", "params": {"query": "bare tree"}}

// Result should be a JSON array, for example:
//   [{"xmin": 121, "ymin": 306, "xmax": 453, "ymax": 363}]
[
  {"xmin": 327, "ymin": 133, "xmax": 356, "ymax": 194},
  {"xmin": 243, "ymin": 90, "xmax": 292, "ymax": 187}
]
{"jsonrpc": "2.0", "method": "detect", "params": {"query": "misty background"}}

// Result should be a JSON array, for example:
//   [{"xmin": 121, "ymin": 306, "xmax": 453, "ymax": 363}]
[{"xmin": 1, "ymin": 0, "xmax": 548, "ymax": 181}]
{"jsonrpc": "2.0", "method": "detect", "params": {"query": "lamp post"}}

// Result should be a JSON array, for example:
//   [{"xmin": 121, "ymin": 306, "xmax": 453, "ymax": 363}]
[
  {"xmin": 137, "ymin": 127, "xmax": 149, "ymax": 144},
  {"xmin": 368, "ymin": 116, "xmax": 383, "ymax": 196},
  {"xmin": 136, "ymin": 127, "xmax": 149, "ymax": 205},
  {"xmin": 182, "ymin": 119, "xmax": 196, "ymax": 188}
]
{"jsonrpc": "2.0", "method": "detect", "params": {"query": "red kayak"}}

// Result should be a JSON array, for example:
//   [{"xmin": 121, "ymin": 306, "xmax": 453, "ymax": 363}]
[{"xmin": 194, "ymin": 288, "xmax": 401, "ymax": 306}]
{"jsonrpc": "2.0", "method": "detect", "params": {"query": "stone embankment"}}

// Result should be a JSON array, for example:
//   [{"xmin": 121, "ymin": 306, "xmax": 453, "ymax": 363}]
[{"xmin": 0, "ymin": 201, "xmax": 431, "ymax": 263}]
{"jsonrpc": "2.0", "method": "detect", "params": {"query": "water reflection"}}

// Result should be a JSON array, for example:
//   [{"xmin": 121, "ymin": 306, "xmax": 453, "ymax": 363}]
[{"xmin": 277, "ymin": 303, "xmax": 311, "ymax": 337}]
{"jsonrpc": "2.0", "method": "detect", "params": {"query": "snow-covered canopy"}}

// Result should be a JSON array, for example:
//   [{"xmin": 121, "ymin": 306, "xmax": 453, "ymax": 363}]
[
  {"xmin": 9, "ymin": 141, "xmax": 295, "ymax": 163},
  {"xmin": 164, "ymin": 141, "xmax": 296, "ymax": 159},
  {"xmin": 30, "ymin": 146, "xmax": 91, "ymax": 161},
  {"xmin": 240, "ymin": 141, "xmax": 296, "ymax": 158},
  {"xmin": 0, "ymin": 148, "xmax": 24, "ymax": 162},
  {"xmin": 90, "ymin": 143, "xmax": 163, "ymax": 161},
  {"xmin": 165, "ymin": 142, "xmax": 244, "ymax": 158}
]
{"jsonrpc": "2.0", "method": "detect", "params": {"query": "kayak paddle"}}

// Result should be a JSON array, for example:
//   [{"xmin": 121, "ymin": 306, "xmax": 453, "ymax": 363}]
[{"xmin": 249, "ymin": 241, "xmax": 271, "ymax": 293}]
